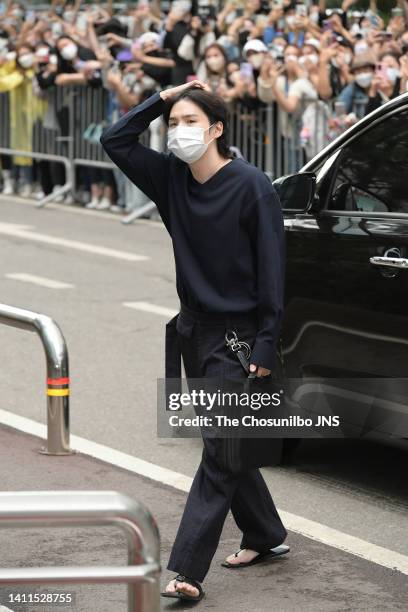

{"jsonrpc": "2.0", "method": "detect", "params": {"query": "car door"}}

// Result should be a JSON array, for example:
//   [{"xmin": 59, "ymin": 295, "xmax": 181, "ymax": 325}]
[{"xmin": 282, "ymin": 103, "xmax": 408, "ymax": 438}]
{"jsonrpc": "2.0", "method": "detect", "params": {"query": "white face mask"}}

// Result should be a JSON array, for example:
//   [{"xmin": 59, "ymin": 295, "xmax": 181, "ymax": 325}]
[
  {"xmin": 206, "ymin": 56, "xmax": 224, "ymax": 72},
  {"xmin": 355, "ymin": 72, "xmax": 373, "ymax": 88},
  {"xmin": 60, "ymin": 43, "xmax": 78, "ymax": 61},
  {"xmin": 285, "ymin": 54, "xmax": 298, "ymax": 65},
  {"xmin": 386, "ymin": 67, "xmax": 400, "ymax": 84},
  {"xmin": 248, "ymin": 53, "xmax": 264, "ymax": 69},
  {"xmin": 167, "ymin": 123, "xmax": 217, "ymax": 164},
  {"xmin": 299, "ymin": 54, "xmax": 318, "ymax": 66},
  {"xmin": 18, "ymin": 53, "xmax": 34, "ymax": 69},
  {"xmin": 286, "ymin": 15, "xmax": 296, "ymax": 29}
]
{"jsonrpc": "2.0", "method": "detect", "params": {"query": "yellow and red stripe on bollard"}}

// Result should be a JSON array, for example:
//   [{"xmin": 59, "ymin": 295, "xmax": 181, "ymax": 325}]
[{"xmin": 47, "ymin": 377, "xmax": 70, "ymax": 397}]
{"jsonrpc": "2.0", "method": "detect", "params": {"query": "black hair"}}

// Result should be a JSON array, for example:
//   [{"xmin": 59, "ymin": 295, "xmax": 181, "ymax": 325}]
[{"xmin": 162, "ymin": 87, "xmax": 235, "ymax": 160}]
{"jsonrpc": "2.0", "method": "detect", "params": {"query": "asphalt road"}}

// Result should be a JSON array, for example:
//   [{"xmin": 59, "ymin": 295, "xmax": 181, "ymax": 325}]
[{"xmin": 0, "ymin": 195, "xmax": 407, "ymax": 611}]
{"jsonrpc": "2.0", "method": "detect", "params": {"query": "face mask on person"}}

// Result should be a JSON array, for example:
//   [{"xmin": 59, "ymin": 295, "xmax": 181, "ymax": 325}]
[
  {"xmin": 299, "ymin": 54, "xmax": 318, "ymax": 66},
  {"xmin": 355, "ymin": 72, "xmax": 373, "ymax": 88},
  {"xmin": 60, "ymin": 43, "xmax": 78, "ymax": 61},
  {"xmin": 167, "ymin": 123, "xmax": 217, "ymax": 164},
  {"xmin": 6, "ymin": 50, "xmax": 16, "ymax": 61},
  {"xmin": 36, "ymin": 47, "xmax": 49, "ymax": 61},
  {"xmin": 18, "ymin": 53, "xmax": 34, "ymax": 69},
  {"xmin": 273, "ymin": 44, "xmax": 285, "ymax": 54},
  {"xmin": 11, "ymin": 8, "xmax": 24, "ymax": 19},
  {"xmin": 285, "ymin": 54, "xmax": 298, "ymax": 64},
  {"xmin": 248, "ymin": 53, "xmax": 264, "ymax": 69},
  {"xmin": 286, "ymin": 15, "xmax": 296, "ymax": 29},
  {"xmin": 0, "ymin": 38, "xmax": 8, "ymax": 51},
  {"xmin": 386, "ymin": 67, "xmax": 400, "ymax": 84},
  {"xmin": 63, "ymin": 11, "xmax": 75, "ymax": 22},
  {"xmin": 206, "ymin": 56, "xmax": 224, "ymax": 72},
  {"xmin": 309, "ymin": 11, "xmax": 319, "ymax": 24}
]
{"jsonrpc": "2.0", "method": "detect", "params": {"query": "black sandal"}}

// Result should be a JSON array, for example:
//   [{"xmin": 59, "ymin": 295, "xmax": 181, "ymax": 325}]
[
  {"xmin": 221, "ymin": 544, "xmax": 290, "ymax": 569},
  {"xmin": 161, "ymin": 574, "xmax": 205, "ymax": 602}
]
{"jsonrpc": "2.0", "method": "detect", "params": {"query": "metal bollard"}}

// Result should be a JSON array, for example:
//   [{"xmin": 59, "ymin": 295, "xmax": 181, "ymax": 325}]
[{"xmin": 0, "ymin": 303, "xmax": 73, "ymax": 455}]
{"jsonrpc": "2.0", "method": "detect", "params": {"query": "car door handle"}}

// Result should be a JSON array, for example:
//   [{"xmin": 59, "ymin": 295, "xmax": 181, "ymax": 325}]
[{"xmin": 370, "ymin": 256, "xmax": 408, "ymax": 269}]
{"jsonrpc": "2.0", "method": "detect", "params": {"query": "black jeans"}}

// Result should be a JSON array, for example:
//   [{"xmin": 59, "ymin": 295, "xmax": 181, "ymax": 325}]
[{"xmin": 166, "ymin": 304, "xmax": 287, "ymax": 583}]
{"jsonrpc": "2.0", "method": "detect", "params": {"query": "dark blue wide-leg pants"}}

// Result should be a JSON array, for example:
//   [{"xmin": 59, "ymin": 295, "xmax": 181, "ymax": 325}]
[{"xmin": 166, "ymin": 308, "xmax": 287, "ymax": 583}]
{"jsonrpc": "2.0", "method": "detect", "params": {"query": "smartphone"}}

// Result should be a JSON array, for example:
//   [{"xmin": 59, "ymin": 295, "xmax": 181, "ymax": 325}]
[
  {"xmin": 296, "ymin": 4, "xmax": 307, "ymax": 17},
  {"xmin": 375, "ymin": 62, "xmax": 387, "ymax": 80},
  {"xmin": 240, "ymin": 62, "xmax": 254, "ymax": 82},
  {"xmin": 322, "ymin": 19, "xmax": 333, "ymax": 32}
]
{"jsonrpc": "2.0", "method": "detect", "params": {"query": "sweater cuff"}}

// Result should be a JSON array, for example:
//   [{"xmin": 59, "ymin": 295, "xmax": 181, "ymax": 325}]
[{"xmin": 250, "ymin": 337, "xmax": 278, "ymax": 373}]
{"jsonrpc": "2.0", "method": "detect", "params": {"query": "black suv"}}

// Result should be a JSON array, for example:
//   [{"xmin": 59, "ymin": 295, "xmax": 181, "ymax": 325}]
[{"xmin": 274, "ymin": 92, "xmax": 408, "ymax": 454}]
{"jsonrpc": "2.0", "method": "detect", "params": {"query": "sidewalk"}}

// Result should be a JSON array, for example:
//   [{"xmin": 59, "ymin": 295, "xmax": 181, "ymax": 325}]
[{"xmin": 0, "ymin": 424, "xmax": 406, "ymax": 612}]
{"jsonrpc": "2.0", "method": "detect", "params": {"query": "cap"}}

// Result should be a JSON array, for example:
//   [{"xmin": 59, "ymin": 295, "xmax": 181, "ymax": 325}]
[
  {"xmin": 138, "ymin": 32, "xmax": 161, "ymax": 47},
  {"xmin": 303, "ymin": 38, "xmax": 321, "ymax": 51},
  {"xmin": 243, "ymin": 39, "xmax": 268, "ymax": 58},
  {"xmin": 350, "ymin": 51, "xmax": 376, "ymax": 72}
]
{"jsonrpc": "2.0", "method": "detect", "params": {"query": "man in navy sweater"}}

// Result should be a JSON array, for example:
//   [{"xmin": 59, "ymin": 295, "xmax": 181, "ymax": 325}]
[{"xmin": 101, "ymin": 79, "xmax": 289, "ymax": 602}]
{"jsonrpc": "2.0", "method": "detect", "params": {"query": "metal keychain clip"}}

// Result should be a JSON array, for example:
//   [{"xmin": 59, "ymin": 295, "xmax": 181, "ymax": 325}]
[{"xmin": 225, "ymin": 330, "xmax": 251, "ymax": 360}]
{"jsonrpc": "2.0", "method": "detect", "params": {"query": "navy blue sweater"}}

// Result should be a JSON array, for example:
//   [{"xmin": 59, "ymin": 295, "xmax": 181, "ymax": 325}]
[{"xmin": 100, "ymin": 91, "xmax": 285, "ymax": 371}]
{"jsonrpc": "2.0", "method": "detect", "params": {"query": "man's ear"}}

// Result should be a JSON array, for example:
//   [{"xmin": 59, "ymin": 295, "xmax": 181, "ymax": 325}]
[{"xmin": 215, "ymin": 120, "xmax": 223, "ymax": 137}]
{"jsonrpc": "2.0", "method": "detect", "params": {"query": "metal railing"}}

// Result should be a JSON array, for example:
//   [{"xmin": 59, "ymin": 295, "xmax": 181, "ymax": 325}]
[
  {"xmin": 0, "ymin": 491, "xmax": 161, "ymax": 612},
  {"xmin": 0, "ymin": 83, "xmax": 369, "ymax": 211},
  {"xmin": 0, "ymin": 303, "xmax": 72, "ymax": 455}
]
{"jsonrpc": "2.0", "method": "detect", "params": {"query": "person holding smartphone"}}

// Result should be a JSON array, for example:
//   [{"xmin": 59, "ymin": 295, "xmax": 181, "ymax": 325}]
[
  {"xmin": 365, "ymin": 52, "xmax": 402, "ymax": 115},
  {"xmin": 100, "ymin": 78, "xmax": 289, "ymax": 602}
]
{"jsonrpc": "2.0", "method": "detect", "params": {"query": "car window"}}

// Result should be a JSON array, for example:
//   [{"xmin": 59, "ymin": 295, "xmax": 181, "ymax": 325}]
[{"xmin": 326, "ymin": 108, "xmax": 408, "ymax": 215}]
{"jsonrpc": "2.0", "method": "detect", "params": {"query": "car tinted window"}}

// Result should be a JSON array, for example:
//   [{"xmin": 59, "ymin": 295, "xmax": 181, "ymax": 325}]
[{"xmin": 327, "ymin": 108, "xmax": 408, "ymax": 214}]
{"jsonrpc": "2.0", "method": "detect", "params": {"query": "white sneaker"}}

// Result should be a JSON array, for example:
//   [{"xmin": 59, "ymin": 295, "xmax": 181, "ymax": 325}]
[
  {"xmin": 35, "ymin": 190, "xmax": 45, "ymax": 200},
  {"xmin": 64, "ymin": 193, "xmax": 74, "ymax": 205},
  {"xmin": 1, "ymin": 180, "xmax": 15, "ymax": 195},
  {"xmin": 95, "ymin": 197, "xmax": 111, "ymax": 210},
  {"xmin": 19, "ymin": 184, "xmax": 32, "ymax": 198},
  {"xmin": 52, "ymin": 185, "xmax": 64, "ymax": 203},
  {"xmin": 85, "ymin": 198, "xmax": 100, "ymax": 209},
  {"xmin": 109, "ymin": 204, "xmax": 123, "ymax": 213}
]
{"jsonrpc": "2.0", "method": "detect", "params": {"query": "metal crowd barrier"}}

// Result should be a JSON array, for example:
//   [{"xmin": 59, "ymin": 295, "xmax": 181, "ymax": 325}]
[
  {"xmin": 0, "ymin": 83, "xmax": 368, "ymax": 212},
  {"xmin": 0, "ymin": 491, "xmax": 161, "ymax": 612},
  {"xmin": 0, "ymin": 303, "xmax": 72, "ymax": 455}
]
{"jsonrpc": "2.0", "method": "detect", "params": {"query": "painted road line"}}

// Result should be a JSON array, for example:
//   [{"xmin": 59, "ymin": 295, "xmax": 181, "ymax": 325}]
[
  {"xmin": 0, "ymin": 223, "xmax": 149, "ymax": 262},
  {"xmin": 6, "ymin": 273, "xmax": 74, "ymax": 289},
  {"xmin": 0, "ymin": 194, "xmax": 165, "ymax": 229},
  {"xmin": 123, "ymin": 301, "xmax": 178, "ymax": 317},
  {"xmin": 0, "ymin": 407, "xmax": 407, "ymax": 576}
]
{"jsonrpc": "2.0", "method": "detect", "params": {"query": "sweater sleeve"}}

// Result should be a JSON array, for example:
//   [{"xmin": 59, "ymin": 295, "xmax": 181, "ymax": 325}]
[
  {"xmin": 247, "ymin": 189, "xmax": 285, "ymax": 372},
  {"xmin": 100, "ymin": 91, "xmax": 171, "ymax": 233}
]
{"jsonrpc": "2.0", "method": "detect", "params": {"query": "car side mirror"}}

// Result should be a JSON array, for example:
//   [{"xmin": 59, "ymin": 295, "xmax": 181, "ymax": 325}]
[{"xmin": 272, "ymin": 172, "xmax": 316, "ymax": 213}]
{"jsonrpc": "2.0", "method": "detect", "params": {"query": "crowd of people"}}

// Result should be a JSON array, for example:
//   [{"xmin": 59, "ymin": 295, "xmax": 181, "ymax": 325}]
[{"xmin": 0, "ymin": 0, "xmax": 408, "ymax": 212}]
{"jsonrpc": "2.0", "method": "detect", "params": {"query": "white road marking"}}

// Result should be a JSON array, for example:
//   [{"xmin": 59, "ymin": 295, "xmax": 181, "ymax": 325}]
[
  {"xmin": 0, "ymin": 407, "xmax": 407, "ymax": 576},
  {"xmin": 123, "ymin": 301, "xmax": 178, "ymax": 317},
  {"xmin": 0, "ymin": 222, "xmax": 149, "ymax": 262},
  {"xmin": 5, "ymin": 273, "xmax": 74, "ymax": 290},
  {"xmin": 0, "ymin": 194, "xmax": 166, "ymax": 229}
]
